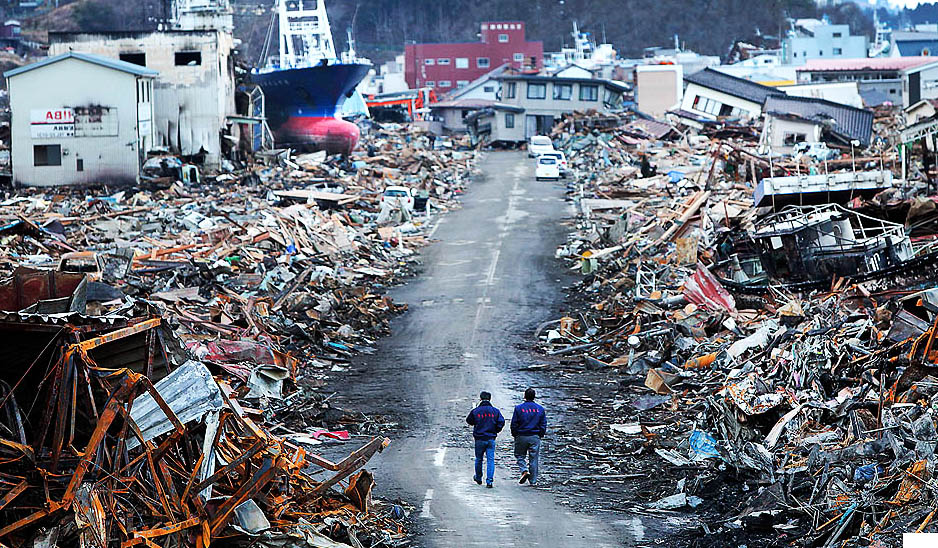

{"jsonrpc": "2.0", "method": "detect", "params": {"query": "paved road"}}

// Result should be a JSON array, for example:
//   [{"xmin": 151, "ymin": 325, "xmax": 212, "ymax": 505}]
[{"xmin": 339, "ymin": 151, "xmax": 631, "ymax": 547}]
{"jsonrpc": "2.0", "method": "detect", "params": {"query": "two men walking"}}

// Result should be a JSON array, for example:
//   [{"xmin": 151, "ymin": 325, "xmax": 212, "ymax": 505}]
[{"xmin": 465, "ymin": 388, "xmax": 547, "ymax": 487}]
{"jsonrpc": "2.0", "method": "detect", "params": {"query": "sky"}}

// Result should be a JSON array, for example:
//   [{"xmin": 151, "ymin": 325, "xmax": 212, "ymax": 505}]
[{"xmin": 891, "ymin": 0, "xmax": 934, "ymax": 7}]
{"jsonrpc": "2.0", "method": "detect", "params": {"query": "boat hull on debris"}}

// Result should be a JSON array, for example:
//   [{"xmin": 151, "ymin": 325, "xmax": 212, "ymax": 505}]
[{"xmin": 253, "ymin": 63, "xmax": 370, "ymax": 156}]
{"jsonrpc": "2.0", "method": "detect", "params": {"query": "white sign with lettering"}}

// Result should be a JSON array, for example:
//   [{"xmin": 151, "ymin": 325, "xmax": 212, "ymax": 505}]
[{"xmin": 30, "ymin": 108, "xmax": 75, "ymax": 139}]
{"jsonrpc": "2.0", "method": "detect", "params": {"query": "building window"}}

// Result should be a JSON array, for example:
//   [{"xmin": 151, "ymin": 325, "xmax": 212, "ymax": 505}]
[
  {"xmin": 783, "ymin": 133, "xmax": 807, "ymax": 146},
  {"xmin": 477, "ymin": 57, "xmax": 490, "ymax": 68},
  {"xmin": 438, "ymin": 80, "xmax": 451, "ymax": 87},
  {"xmin": 456, "ymin": 57, "xmax": 469, "ymax": 69},
  {"xmin": 499, "ymin": 34, "xmax": 509, "ymax": 43},
  {"xmin": 426, "ymin": 81, "xmax": 435, "ymax": 87},
  {"xmin": 505, "ymin": 112, "xmax": 515, "ymax": 128},
  {"xmin": 833, "ymin": 32, "xmax": 842, "ymax": 38},
  {"xmin": 793, "ymin": 52, "xmax": 798, "ymax": 58},
  {"xmin": 527, "ymin": 82, "xmax": 547, "ymax": 99},
  {"xmin": 513, "ymin": 53, "xmax": 524, "ymax": 62},
  {"xmin": 692, "ymin": 95, "xmax": 723, "ymax": 116},
  {"xmin": 437, "ymin": 58, "xmax": 450, "ymax": 65},
  {"xmin": 505, "ymin": 81, "xmax": 517, "ymax": 98},
  {"xmin": 425, "ymin": 58, "xmax": 435, "ymax": 65},
  {"xmin": 457, "ymin": 80, "xmax": 469, "ymax": 87},
  {"xmin": 833, "ymin": 48, "xmax": 842, "ymax": 55},
  {"xmin": 553, "ymin": 83, "xmax": 572, "ymax": 100},
  {"xmin": 819, "ymin": 50, "xmax": 823, "ymax": 56},
  {"xmin": 34, "ymin": 145, "xmax": 61, "ymax": 167},
  {"xmin": 77, "ymin": 158, "xmax": 84, "ymax": 172},
  {"xmin": 120, "ymin": 52, "xmax": 146, "ymax": 66},
  {"xmin": 890, "ymin": 89, "xmax": 897, "ymax": 94},
  {"xmin": 483, "ymin": 85, "xmax": 495, "ymax": 92},
  {"xmin": 579, "ymin": 84, "xmax": 599, "ymax": 101},
  {"xmin": 174, "ymin": 51, "xmax": 202, "ymax": 66}
]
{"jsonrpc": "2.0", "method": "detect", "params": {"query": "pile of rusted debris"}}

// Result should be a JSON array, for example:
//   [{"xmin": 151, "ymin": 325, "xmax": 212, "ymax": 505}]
[
  {"xmin": 538, "ymin": 108, "xmax": 938, "ymax": 546},
  {"xmin": 0, "ymin": 125, "xmax": 479, "ymax": 546}
]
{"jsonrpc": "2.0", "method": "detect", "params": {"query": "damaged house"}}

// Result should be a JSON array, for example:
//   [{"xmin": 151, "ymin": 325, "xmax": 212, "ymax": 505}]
[
  {"xmin": 761, "ymin": 94, "xmax": 873, "ymax": 155},
  {"xmin": 5, "ymin": 52, "xmax": 157, "ymax": 187},
  {"xmin": 47, "ymin": 5, "xmax": 237, "ymax": 168}
]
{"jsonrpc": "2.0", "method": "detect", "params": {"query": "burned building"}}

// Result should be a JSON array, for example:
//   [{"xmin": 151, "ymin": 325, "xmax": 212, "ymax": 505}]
[
  {"xmin": 5, "ymin": 52, "xmax": 157, "ymax": 187},
  {"xmin": 47, "ymin": 8, "xmax": 236, "ymax": 169}
]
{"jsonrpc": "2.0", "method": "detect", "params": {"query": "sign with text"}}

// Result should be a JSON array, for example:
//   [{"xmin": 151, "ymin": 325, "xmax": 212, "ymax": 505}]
[
  {"xmin": 74, "ymin": 106, "xmax": 118, "ymax": 137},
  {"xmin": 30, "ymin": 108, "xmax": 74, "ymax": 139}
]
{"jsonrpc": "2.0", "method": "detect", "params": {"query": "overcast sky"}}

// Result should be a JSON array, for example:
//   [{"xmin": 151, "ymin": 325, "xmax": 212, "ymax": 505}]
[{"xmin": 891, "ymin": 0, "xmax": 932, "ymax": 7}]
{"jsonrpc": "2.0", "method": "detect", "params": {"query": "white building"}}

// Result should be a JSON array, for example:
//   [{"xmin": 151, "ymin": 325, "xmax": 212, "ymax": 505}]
[
  {"xmin": 784, "ymin": 21, "xmax": 868, "ymax": 66},
  {"xmin": 5, "ymin": 52, "xmax": 157, "ymax": 187},
  {"xmin": 47, "ymin": 9, "xmax": 236, "ymax": 168},
  {"xmin": 635, "ymin": 64, "xmax": 683, "ymax": 118}
]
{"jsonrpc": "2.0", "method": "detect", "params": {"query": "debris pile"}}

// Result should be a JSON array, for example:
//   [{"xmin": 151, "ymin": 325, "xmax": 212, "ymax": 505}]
[
  {"xmin": 540, "ymin": 109, "xmax": 938, "ymax": 546},
  {"xmin": 0, "ymin": 125, "xmax": 479, "ymax": 546}
]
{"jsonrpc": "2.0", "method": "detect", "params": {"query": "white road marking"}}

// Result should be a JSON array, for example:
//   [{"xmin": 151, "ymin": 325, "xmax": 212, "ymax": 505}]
[
  {"xmin": 427, "ymin": 216, "xmax": 444, "ymax": 239},
  {"xmin": 433, "ymin": 447, "xmax": 447, "ymax": 467},
  {"xmin": 420, "ymin": 488, "xmax": 434, "ymax": 519},
  {"xmin": 484, "ymin": 248, "xmax": 501, "ymax": 287}
]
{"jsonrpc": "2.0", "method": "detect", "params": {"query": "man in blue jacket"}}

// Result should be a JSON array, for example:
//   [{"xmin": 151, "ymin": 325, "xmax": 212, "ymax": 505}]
[
  {"xmin": 466, "ymin": 391, "xmax": 505, "ymax": 488},
  {"xmin": 511, "ymin": 388, "xmax": 547, "ymax": 486}
]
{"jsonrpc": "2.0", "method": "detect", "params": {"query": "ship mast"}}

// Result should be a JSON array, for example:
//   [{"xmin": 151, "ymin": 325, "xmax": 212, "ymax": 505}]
[{"xmin": 278, "ymin": 0, "xmax": 337, "ymax": 69}]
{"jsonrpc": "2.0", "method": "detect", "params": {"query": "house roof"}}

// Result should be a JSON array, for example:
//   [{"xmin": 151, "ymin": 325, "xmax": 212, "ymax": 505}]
[
  {"xmin": 764, "ymin": 94, "xmax": 873, "ymax": 146},
  {"xmin": 495, "ymin": 74, "xmax": 630, "ymax": 93},
  {"xmin": 797, "ymin": 56, "xmax": 938, "ymax": 73},
  {"xmin": 684, "ymin": 68, "xmax": 780, "ymax": 105},
  {"xmin": 445, "ymin": 63, "xmax": 510, "ymax": 100},
  {"xmin": 859, "ymin": 88, "xmax": 895, "ymax": 108},
  {"xmin": 5, "ymin": 51, "xmax": 158, "ymax": 79},
  {"xmin": 430, "ymin": 98, "xmax": 524, "ymax": 113}
]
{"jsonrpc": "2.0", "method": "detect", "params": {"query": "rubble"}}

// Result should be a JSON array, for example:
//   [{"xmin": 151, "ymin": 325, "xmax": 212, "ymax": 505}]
[
  {"xmin": 0, "ymin": 123, "xmax": 479, "ymax": 546},
  {"xmin": 536, "ymin": 108, "xmax": 938, "ymax": 546}
]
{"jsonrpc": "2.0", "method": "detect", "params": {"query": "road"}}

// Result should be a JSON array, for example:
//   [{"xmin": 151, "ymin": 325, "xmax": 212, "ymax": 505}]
[{"xmin": 336, "ymin": 151, "xmax": 632, "ymax": 547}]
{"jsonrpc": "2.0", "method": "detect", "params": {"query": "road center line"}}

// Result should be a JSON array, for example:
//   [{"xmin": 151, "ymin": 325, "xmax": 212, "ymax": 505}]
[
  {"xmin": 420, "ymin": 488, "xmax": 435, "ymax": 519},
  {"xmin": 433, "ymin": 447, "xmax": 447, "ymax": 467}
]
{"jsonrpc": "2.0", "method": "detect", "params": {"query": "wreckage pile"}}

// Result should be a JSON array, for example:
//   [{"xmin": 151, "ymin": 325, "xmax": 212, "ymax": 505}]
[
  {"xmin": 542, "ymin": 110, "xmax": 938, "ymax": 546},
  {"xmin": 0, "ymin": 124, "xmax": 479, "ymax": 546}
]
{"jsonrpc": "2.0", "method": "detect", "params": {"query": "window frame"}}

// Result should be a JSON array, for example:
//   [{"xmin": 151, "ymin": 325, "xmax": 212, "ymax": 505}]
[
  {"xmin": 437, "ymin": 57, "xmax": 451, "ymax": 65},
  {"xmin": 34, "ymin": 144, "xmax": 62, "ymax": 167},
  {"xmin": 425, "ymin": 58, "xmax": 435, "ymax": 66},
  {"xmin": 553, "ymin": 83, "xmax": 572, "ymax": 100},
  {"xmin": 505, "ymin": 112, "xmax": 515, "ymax": 128},
  {"xmin": 455, "ymin": 57, "xmax": 469, "ymax": 69},
  {"xmin": 579, "ymin": 84, "xmax": 599, "ymax": 101},
  {"xmin": 477, "ymin": 57, "xmax": 490, "ymax": 68},
  {"xmin": 505, "ymin": 81, "xmax": 517, "ymax": 99},
  {"xmin": 498, "ymin": 33, "xmax": 509, "ymax": 43},
  {"xmin": 527, "ymin": 82, "xmax": 547, "ymax": 100}
]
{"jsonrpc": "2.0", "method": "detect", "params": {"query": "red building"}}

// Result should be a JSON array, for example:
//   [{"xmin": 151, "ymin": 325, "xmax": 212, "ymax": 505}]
[{"xmin": 404, "ymin": 22, "xmax": 543, "ymax": 91}]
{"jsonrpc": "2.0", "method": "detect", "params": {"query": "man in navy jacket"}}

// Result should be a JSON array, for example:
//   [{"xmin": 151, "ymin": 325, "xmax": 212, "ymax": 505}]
[
  {"xmin": 511, "ymin": 388, "xmax": 547, "ymax": 486},
  {"xmin": 466, "ymin": 391, "xmax": 505, "ymax": 487}
]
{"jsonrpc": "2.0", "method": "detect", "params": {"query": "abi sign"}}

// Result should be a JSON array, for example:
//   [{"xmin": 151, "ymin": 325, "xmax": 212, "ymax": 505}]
[{"xmin": 30, "ymin": 108, "xmax": 75, "ymax": 139}]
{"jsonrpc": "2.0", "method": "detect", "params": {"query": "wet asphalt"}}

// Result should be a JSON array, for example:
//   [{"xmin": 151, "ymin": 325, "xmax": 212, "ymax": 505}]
[{"xmin": 337, "ymin": 150, "xmax": 633, "ymax": 547}]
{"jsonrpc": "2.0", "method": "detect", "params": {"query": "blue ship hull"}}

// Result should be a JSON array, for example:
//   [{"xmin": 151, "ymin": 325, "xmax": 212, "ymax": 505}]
[{"xmin": 252, "ymin": 62, "xmax": 370, "ymax": 155}]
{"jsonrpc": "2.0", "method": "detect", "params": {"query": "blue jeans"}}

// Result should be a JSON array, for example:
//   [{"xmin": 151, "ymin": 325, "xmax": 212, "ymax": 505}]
[
  {"xmin": 514, "ymin": 435, "xmax": 541, "ymax": 485},
  {"xmin": 474, "ymin": 439, "xmax": 496, "ymax": 485}
]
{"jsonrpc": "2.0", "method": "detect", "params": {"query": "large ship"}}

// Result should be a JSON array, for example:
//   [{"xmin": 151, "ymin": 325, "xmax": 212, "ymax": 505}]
[{"xmin": 252, "ymin": 1, "xmax": 370, "ymax": 156}]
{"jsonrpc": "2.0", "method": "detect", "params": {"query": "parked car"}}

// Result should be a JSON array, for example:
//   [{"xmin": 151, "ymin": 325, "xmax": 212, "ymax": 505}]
[
  {"xmin": 539, "ymin": 151, "xmax": 569, "ymax": 177},
  {"xmin": 528, "ymin": 135, "xmax": 555, "ymax": 158},
  {"xmin": 535, "ymin": 156, "xmax": 561, "ymax": 181},
  {"xmin": 381, "ymin": 186, "xmax": 415, "ymax": 211},
  {"xmin": 793, "ymin": 142, "xmax": 839, "ymax": 162}
]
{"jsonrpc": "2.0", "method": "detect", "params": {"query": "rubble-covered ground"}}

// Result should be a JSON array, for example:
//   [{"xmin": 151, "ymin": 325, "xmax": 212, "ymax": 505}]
[
  {"xmin": 523, "ymin": 109, "xmax": 938, "ymax": 547},
  {"xmin": 0, "ymin": 125, "xmax": 479, "ymax": 546}
]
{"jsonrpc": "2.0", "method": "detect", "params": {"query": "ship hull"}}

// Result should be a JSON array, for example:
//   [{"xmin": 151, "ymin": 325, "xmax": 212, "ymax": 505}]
[{"xmin": 253, "ymin": 63, "xmax": 370, "ymax": 156}]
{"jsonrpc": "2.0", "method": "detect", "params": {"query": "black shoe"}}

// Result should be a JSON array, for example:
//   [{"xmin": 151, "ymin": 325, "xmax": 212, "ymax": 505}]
[
  {"xmin": 474, "ymin": 477, "xmax": 482, "ymax": 485},
  {"xmin": 486, "ymin": 483, "xmax": 494, "ymax": 488},
  {"xmin": 519, "ymin": 471, "xmax": 530, "ymax": 484}
]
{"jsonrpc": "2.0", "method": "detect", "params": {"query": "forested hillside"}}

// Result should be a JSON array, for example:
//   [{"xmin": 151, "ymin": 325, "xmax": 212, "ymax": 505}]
[{"xmin": 16, "ymin": 0, "xmax": 878, "ymax": 65}]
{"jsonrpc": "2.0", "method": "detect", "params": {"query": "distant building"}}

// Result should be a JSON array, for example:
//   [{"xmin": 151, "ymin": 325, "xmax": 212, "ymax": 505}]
[
  {"xmin": 471, "ymin": 74, "xmax": 626, "ymax": 142},
  {"xmin": 635, "ymin": 64, "xmax": 683, "ymax": 118},
  {"xmin": 890, "ymin": 31, "xmax": 938, "ymax": 57},
  {"xmin": 47, "ymin": 11, "xmax": 237, "ymax": 168},
  {"xmin": 5, "ymin": 52, "xmax": 157, "ymax": 187},
  {"xmin": 363, "ymin": 54, "xmax": 409, "ymax": 96},
  {"xmin": 404, "ymin": 22, "xmax": 543, "ymax": 91},
  {"xmin": 796, "ymin": 57, "xmax": 938, "ymax": 106},
  {"xmin": 784, "ymin": 20, "xmax": 868, "ymax": 66},
  {"xmin": 444, "ymin": 64, "xmax": 511, "ymax": 102},
  {"xmin": 678, "ymin": 68, "xmax": 780, "ymax": 122}
]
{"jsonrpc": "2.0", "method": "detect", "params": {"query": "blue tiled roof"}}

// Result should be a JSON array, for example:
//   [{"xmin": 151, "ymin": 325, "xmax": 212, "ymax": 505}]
[
  {"xmin": 5, "ymin": 51, "xmax": 158, "ymax": 79},
  {"xmin": 896, "ymin": 40, "xmax": 938, "ymax": 57}
]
